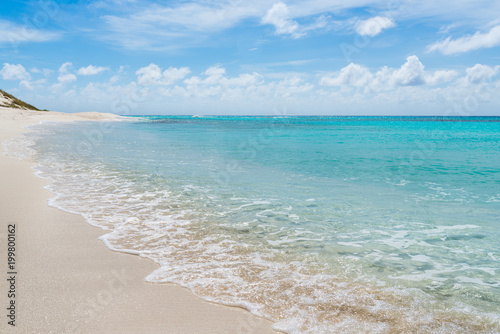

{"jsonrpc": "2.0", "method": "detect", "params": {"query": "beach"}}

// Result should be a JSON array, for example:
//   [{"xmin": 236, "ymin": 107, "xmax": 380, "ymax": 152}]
[
  {"xmin": 1, "ymin": 109, "xmax": 498, "ymax": 333},
  {"xmin": 0, "ymin": 107, "xmax": 277, "ymax": 334},
  {"xmin": 2, "ymin": 0, "xmax": 499, "ymax": 331}
]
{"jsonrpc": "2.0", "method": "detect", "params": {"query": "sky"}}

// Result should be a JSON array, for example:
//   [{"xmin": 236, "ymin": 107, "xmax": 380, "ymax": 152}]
[{"xmin": 1, "ymin": 0, "xmax": 500, "ymax": 115}]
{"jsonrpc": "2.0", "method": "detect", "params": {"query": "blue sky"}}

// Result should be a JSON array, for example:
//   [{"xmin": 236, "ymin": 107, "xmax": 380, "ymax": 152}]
[{"xmin": 1, "ymin": 0, "xmax": 499, "ymax": 115}]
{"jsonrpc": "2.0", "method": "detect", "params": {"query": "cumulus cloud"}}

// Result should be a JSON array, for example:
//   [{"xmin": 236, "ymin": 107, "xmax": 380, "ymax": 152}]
[
  {"xmin": 391, "ymin": 55, "xmax": 425, "ymax": 86},
  {"xmin": 262, "ymin": 2, "xmax": 303, "ymax": 39},
  {"xmin": 465, "ymin": 64, "xmax": 499, "ymax": 83},
  {"xmin": 136, "ymin": 64, "xmax": 162, "ymax": 86},
  {"xmin": 57, "ymin": 62, "xmax": 77, "ymax": 83},
  {"xmin": 356, "ymin": 16, "xmax": 395, "ymax": 37},
  {"xmin": 136, "ymin": 63, "xmax": 190, "ymax": 86},
  {"xmin": 163, "ymin": 67, "xmax": 191, "ymax": 85},
  {"xmin": 427, "ymin": 24, "xmax": 500, "ymax": 55},
  {"xmin": 7, "ymin": 57, "xmax": 500, "ymax": 115},
  {"xmin": 58, "ymin": 73, "xmax": 77, "ymax": 83},
  {"xmin": 77, "ymin": 65, "xmax": 109, "ymax": 76},
  {"xmin": 319, "ymin": 63, "xmax": 372, "ymax": 87},
  {"xmin": 0, "ymin": 63, "xmax": 31, "ymax": 81},
  {"xmin": 320, "ymin": 56, "xmax": 460, "ymax": 91}
]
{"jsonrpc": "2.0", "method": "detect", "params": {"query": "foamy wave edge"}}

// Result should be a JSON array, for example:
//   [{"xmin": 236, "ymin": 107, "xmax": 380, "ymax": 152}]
[{"xmin": 9, "ymin": 124, "xmax": 500, "ymax": 334}]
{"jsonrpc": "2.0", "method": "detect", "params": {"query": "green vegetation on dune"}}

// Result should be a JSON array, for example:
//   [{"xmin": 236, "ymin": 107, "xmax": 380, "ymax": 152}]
[{"xmin": 0, "ymin": 89, "xmax": 41, "ymax": 111}]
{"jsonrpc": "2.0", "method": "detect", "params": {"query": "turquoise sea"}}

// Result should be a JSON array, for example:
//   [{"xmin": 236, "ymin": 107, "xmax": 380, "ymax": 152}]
[{"xmin": 15, "ymin": 116, "xmax": 500, "ymax": 332}]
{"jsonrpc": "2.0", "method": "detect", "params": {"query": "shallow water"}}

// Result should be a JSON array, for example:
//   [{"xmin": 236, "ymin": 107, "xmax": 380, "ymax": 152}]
[{"xmin": 10, "ymin": 116, "xmax": 500, "ymax": 333}]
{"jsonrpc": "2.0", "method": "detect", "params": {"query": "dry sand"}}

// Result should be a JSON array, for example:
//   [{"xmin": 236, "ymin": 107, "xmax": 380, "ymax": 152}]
[{"xmin": 0, "ymin": 107, "xmax": 278, "ymax": 333}]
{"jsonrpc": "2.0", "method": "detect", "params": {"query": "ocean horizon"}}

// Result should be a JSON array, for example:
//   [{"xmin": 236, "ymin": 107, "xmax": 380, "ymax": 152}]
[{"xmin": 11, "ymin": 115, "xmax": 499, "ymax": 333}]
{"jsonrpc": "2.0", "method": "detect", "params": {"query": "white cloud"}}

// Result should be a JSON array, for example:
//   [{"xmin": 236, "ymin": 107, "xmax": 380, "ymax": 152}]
[
  {"xmin": 77, "ymin": 65, "xmax": 109, "ymax": 76},
  {"xmin": 392, "ymin": 55, "xmax": 425, "ymax": 86},
  {"xmin": 465, "ymin": 64, "xmax": 499, "ymax": 83},
  {"xmin": 425, "ymin": 70, "xmax": 459, "ymax": 85},
  {"xmin": 427, "ymin": 24, "xmax": 500, "ymax": 55},
  {"xmin": 136, "ymin": 64, "xmax": 162, "ymax": 86},
  {"xmin": 59, "ymin": 62, "xmax": 73, "ymax": 74},
  {"xmin": 57, "ymin": 62, "xmax": 76, "ymax": 84},
  {"xmin": 392, "ymin": 56, "xmax": 458, "ymax": 86},
  {"xmin": 136, "ymin": 64, "xmax": 190, "ymax": 86},
  {"xmin": 0, "ymin": 19, "xmax": 60, "ymax": 44},
  {"xmin": 261, "ymin": 2, "xmax": 330, "ymax": 39},
  {"xmin": 356, "ymin": 16, "xmax": 395, "ymax": 37},
  {"xmin": 0, "ymin": 63, "xmax": 31, "ymax": 81},
  {"xmin": 8, "ymin": 56, "xmax": 500, "ymax": 116},
  {"xmin": 320, "ymin": 56, "xmax": 461, "ymax": 91},
  {"xmin": 319, "ymin": 63, "xmax": 372, "ymax": 87},
  {"xmin": 58, "ymin": 73, "xmax": 77, "ymax": 84},
  {"xmin": 127, "ymin": 2, "xmax": 256, "ymax": 32},
  {"xmin": 262, "ymin": 2, "xmax": 303, "ymax": 38},
  {"xmin": 163, "ymin": 67, "xmax": 191, "ymax": 85},
  {"xmin": 204, "ymin": 66, "xmax": 226, "ymax": 78},
  {"xmin": 102, "ymin": 1, "xmax": 337, "ymax": 49}
]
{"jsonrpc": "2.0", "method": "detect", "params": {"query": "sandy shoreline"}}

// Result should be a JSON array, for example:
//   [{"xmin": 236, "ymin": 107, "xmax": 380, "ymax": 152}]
[{"xmin": 0, "ymin": 107, "xmax": 277, "ymax": 333}]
